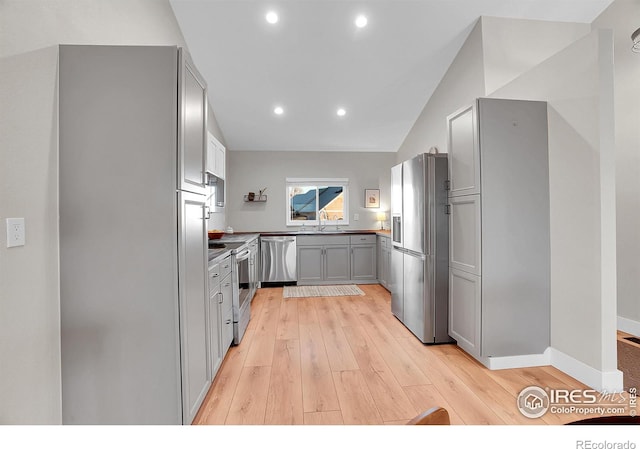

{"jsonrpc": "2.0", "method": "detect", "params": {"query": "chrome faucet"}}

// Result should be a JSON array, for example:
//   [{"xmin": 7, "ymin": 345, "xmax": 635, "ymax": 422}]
[{"xmin": 318, "ymin": 210, "xmax": 328, "ymax": 231}]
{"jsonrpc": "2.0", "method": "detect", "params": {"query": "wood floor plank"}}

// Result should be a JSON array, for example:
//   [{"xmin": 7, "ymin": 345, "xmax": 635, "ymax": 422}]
[
  {"xmin": 276, "ymin": 296, "xmax": 299, "ymax": 340},
  {"xmin": 343, "ymin": 325, "xmax": 418, "ymax": 421},
  {"xmin": 303, "ymin": 411, "xmax": 344, "ymax": 425},
  {"xmin": 332, "ymin": 370, "xmax": 384, "ymax": 424},
  {"xmin": 327, "ymin": 296, "xmax": 362, "ymax": 328},
  {"xmin": 350, "ymin": 299, "xmax": 432, "ymax": 386},
  {"xmin": 264, "ymin": 339, "xmax": 304, "ymax": 424},
  {"xmin": 299, "ymin": 323, "xmax": 340, "ymax": 413},
  {"xmin": 244, "ymin": 296, "xmax": 280, "ymax": 366},
  {"xmin": 225, "ymin": 365, "xmax": 272, "ymax": 424},
  {"xmin": 297, "ymin": 297, "xmax": 319, "ymax": 325},
  {"xmin": 403, "ymin": 384, "xmax": 465, "ymax": 425},
  {"xmin": 441, "ymin": 353, "xmax": 542, "ymax": 425},
  {"xmin": 315, "ymin": 297, "xmax": 359, "ymax": 372},
  {"xmin": 398, "ymin": 337, "xmax": 504, "ymax": 424},
  {"xmin": 194, "ymin": 329, "xmax": 256, "ymax": 424}
]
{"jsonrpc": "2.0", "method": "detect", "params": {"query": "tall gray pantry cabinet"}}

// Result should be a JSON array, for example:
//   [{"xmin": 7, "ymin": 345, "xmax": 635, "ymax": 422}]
[
  {"xmin": 447, "ymin": 98, "xmax": 550, "ymax": 365},
  {"xmin": 59, "ymin": 45, "xmax": 210, "ymax": 424}
]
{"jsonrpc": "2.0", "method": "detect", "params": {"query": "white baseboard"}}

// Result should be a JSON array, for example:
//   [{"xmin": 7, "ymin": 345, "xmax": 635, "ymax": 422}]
[
  {"xmin": 482, "ymin": 348, "xmax": 551, "ymax": 370},
  {"xmin": 618, "ymin": 316, "xmax": 640, "ymax": 336},
  {"xmin": 550, "ymin": 348, "xmax": 623, "ymax": 392}
]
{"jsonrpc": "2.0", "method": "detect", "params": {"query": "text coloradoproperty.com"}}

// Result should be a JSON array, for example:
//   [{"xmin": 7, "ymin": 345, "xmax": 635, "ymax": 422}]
[{"xmin": 552, "ymin": 406, "xmax": 628, "ymax": 415}]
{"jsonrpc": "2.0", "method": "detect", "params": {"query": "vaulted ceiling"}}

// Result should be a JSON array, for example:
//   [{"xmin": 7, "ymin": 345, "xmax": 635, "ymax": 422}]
[{"xmin": 170, "ymin": 0, "xmax": 613, "ymax": 152}]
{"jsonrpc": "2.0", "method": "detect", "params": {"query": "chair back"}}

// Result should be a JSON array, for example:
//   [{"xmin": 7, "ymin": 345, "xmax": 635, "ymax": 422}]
[{"xmin": 407, "ymin": 407, "xmax": 450, "ymax": 425}]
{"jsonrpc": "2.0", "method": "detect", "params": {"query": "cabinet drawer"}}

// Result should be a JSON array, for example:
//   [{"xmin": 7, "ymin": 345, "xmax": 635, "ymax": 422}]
[
  {"xmin": 297, "ymin": 235, "xmax": 349, "ymax": 246},
  {"xmin": 350, "ymin": 234, "xmax": 376, "ymax": 245},
  {"xmin": 219, "ymin": 256, "xmax": 232, "ymax": 278},
  {"xmin": 378, "ymin": 235, "xmax": 389, "ymax": 248},
  {"xmin": 208, "ymin": 263, "xmax": 220, "ymax": 295}
]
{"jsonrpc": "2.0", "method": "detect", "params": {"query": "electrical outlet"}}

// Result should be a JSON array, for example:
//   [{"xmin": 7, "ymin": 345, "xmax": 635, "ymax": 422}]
[
  {"xmin": 354, "ymin": 213, "xmax": 359, "ymax": 221},
  {"xmin": 6, "ymin": 218, "xmax": 25, "ymax": 248}
]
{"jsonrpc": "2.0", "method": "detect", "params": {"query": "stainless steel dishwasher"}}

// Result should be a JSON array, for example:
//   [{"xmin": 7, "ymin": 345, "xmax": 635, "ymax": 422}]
[{"xmin": 260, "ymin": 236, "xmax": 297, "ymax": 285}]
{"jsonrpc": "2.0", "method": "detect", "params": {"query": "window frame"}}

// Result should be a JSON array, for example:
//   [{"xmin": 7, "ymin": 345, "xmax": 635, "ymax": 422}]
[{"xmin": 286, "ymin": 178, "xmax": 350, "ymax": 227}]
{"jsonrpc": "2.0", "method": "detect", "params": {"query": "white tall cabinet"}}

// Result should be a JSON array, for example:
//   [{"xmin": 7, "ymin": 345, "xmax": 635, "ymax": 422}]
[{"xmin": 447, "ymin": 98, "xmax": 550, "ymax": 364}]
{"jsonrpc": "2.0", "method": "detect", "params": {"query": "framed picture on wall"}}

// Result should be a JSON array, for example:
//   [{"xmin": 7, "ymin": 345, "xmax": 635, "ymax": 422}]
[{"xmin": 365, "ymin": 189, "xmax": 380, "ymax": 208}]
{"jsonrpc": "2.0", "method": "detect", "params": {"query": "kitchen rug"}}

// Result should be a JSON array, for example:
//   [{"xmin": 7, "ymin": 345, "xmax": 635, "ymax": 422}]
[{"xmin": 283, "ymin": 285, "xmax": 365, "ymax": 298}]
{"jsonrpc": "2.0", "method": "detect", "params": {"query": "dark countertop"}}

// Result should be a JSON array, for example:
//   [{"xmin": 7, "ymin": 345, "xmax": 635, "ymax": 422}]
[{"xmin": 250, "ymin": 229, "xmax": 388, "ymax": 237}]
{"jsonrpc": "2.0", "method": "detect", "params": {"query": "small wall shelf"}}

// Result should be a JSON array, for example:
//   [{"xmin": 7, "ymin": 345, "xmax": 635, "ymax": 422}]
[{"xmin": 244, "ymin": 195, "xmax": 267, "ymax": 202}]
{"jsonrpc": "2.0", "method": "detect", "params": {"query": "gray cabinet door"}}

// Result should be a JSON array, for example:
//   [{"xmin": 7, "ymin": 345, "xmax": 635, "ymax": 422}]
[
  {"xmin": 449, "ymin": 267, "xmax": 481, "ymax": 358},
  {"xmin": 325, "ymin": 245, "xmax": 351, "ymax": 282},
  {"xmin": 208, "ymin": 264, "xmax": 222, "ymax": 379},
  {"xmin": 351, "ymin": 244, "xmax": 377, "ymax": 281},
  {"xmin": 447, "ymin": 103, "xmax": 480, "ymax": 197},
  {"xmin": 449, "ymin": 194, "xmax": 481, "ymax": 276},
  {"xmin": 220, "ymin": 273, "xmax": 234, "ymax": 351},
  {"xmin": 179, "ymin": 50, "xmax": 207, "ymax": 195},
  {"xmin": 178, "ymin": 192, "xmax": 211, "ymax": 424},
  {"xmin": 297, "ymin": 246, "xmax": 324, "ymax": 283}
]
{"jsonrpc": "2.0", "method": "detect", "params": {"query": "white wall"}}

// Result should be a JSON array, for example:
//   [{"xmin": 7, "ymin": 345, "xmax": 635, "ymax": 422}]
[
  {"xmin": 592, "ymin": 0, "xmax": 640, "ymax": 335},
  {"xmin": 491, "ymin": 30, "xmax": 620, "ymax": 389},
  {"xmin": 396, "ymin": 20, "xmax": 486, "ymax": 163},
  {"xmin": 397, "ymin": 17, "xmax": 589, "ymax": 164},
  {"xmin": 226, "ymin": 151, "xmax": 395, "ymax": 232},
  {"xmin": 0, "ymin": 0, "xmax": 197, "ymax": 424}
]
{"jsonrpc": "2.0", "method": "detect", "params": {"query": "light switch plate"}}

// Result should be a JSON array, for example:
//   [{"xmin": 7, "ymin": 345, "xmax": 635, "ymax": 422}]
[
  {"xmin": 6, "ymin": 218, "xmax": 25, "ymax": 247},
  {"xmin": 354, "ymin": 213, "xmax": 359, "ymax": 221}
]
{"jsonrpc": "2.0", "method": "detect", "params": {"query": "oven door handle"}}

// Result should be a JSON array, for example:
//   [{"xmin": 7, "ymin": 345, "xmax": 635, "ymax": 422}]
[{"xmin": 235, "ymin": 250, "xmax": 251, "ymax": 261}]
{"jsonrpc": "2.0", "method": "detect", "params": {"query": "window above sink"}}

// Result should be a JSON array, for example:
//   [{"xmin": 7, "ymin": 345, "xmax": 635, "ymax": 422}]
[{"xmin": 286, "ymin": 178, "xmax": 349, "ymax": 227}]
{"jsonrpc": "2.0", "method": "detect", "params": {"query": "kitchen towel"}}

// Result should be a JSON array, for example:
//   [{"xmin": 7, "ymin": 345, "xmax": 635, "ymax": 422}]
[{"xmin": 283, "ymin": 285, "xmax": 365, "ymax": 298}]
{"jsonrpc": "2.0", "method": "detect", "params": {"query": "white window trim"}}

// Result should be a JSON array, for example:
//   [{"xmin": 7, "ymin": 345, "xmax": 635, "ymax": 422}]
[{"xmin": 286, "ymin": 178, "xmax": 349, "ymax": 227}]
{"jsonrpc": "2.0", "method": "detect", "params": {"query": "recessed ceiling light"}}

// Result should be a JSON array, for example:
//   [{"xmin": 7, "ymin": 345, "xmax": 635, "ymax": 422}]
[
  {"xmin": 266, "ymin": 11, "xmax": 279, "ymax": 24},
  {"xmin": 336, "ymin": 108, "xmax": 346, "ymax": 117},
  {"xmin": 355, "ymin": 15, "xmax": 368, "ymax": 28},
  {"xmin": 274, "ymin": 106, "xmax": 284, "ymax": 115}
]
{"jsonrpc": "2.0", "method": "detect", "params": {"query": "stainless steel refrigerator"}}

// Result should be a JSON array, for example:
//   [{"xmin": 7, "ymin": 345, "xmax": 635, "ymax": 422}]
[{"xmin": 390, "ymin": 153, "xmax": 452, "ymax": 344}]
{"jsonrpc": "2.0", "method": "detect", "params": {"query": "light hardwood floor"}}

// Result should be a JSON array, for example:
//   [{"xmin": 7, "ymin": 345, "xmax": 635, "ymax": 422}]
[{"xmin": 194, "ymin": 284, "xmax": 618, "ymax": 425}]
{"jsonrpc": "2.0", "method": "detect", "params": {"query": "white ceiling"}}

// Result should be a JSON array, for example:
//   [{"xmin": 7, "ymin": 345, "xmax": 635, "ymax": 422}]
[{"xmin": 169, "ymin": 0, "xmax": 613, "ymax": 152}]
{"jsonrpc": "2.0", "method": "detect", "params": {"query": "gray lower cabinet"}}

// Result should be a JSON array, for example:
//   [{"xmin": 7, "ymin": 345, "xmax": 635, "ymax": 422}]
[
  {"xmin": 296, "ymin": 234, "xmax": 381, "ymax": 285},
  {"xmin": 297, "ymin": 245, "xmax": 325, "ymax": 283},
  {"xmin": 297, "ymin": 244, "xmax": 350, "ymax": 284},
  {"xmin": 448, "ymin": 267, "xmax": 481, "ymax": 358},
  {"xmin": 207, "ymin": 255, "xmax": 233, "ymax": 383},
  {"xmin": 296, "ymin": 235, "xmax": 350, "ymax": 285},
  {"xmin": 350, "ymin": 234, "xmax": 377, "ymax": 281},
  {"xmin": 208, "ymin": 263, "xmax": 223, "ymax": 378},
  {"xmin": 377, "ymin": 235, "xmax": 391, "ymax": 290},
  {"xmin": 220, "ymin": 270, "xmax": 234, "ymax": 350},
  {"xmin": 324, "ymin": 245, "xmax": 351, "ymax": 282}
]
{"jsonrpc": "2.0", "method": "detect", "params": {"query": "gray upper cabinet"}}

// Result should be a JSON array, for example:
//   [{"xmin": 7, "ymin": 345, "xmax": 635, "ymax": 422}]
[
  {"xmin": 447, "ymin": 98, "xmax": 550, "ymax": 363},
  {"xmin": 447, "ymin": 104, "xmax": 480, "ymax": 197},
  {"xmin": 179, "ymin": 52, "xmax": 208, "ymax": 195}
]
